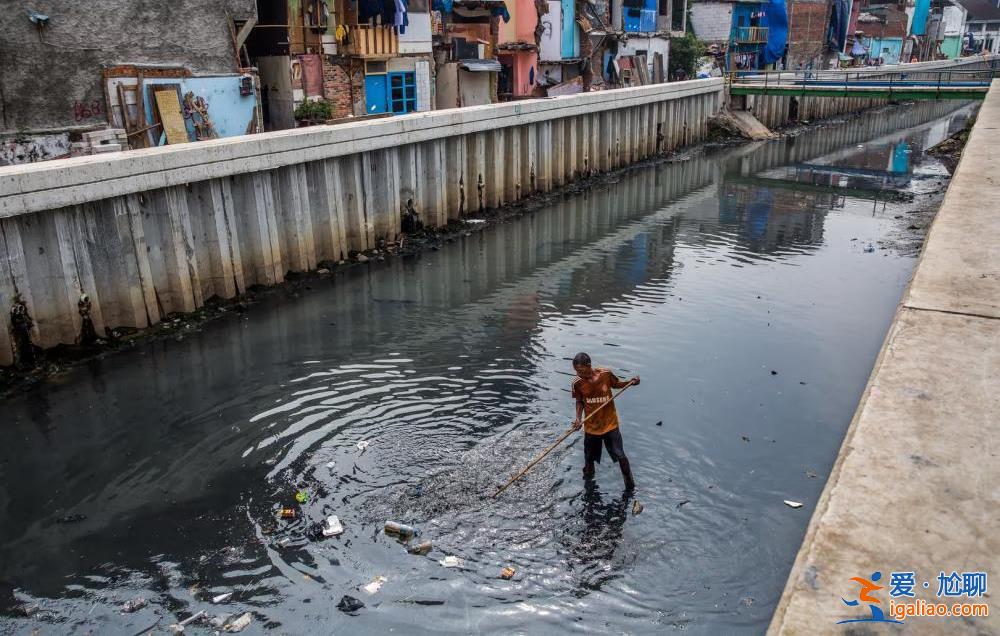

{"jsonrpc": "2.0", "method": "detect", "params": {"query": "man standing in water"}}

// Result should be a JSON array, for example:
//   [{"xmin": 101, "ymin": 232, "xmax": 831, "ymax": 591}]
[{"xmin": 571, "ymin": 353, "xmax": 640, "ymax": 489}]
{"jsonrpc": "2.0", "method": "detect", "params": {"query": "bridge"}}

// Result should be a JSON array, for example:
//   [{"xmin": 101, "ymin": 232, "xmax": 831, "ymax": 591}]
[
  {"xmin": 731, "ymin": 56, "xmax": 1000, "ymax": 101},
  {"xmin": 731, "ymin": 68, "xmax": 996, "ymax": 100}
]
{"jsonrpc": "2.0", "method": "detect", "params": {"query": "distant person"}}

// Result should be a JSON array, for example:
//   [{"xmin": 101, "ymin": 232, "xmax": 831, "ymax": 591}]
[{"xmin": 571, "ymin": 353, "xmax": 640, "ymax": 490}]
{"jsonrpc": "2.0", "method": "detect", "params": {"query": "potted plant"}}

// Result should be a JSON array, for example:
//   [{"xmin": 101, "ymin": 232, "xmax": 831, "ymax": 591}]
[{"xmin": 294, "ymin": 100, "xmax": 333, "ymax": 127}]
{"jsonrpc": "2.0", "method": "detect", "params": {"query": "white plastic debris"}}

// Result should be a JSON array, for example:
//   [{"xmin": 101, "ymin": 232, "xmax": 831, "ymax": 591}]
[
  {"xmin": 168, "ymin": 610, "xmax": 207, "ymax": 633},
  {"xmin": 464, "ymin": 219, "xmax": 487, "ymax": 224},
  {"xmin": 783, "ymin": 500, "xmax": 803, "ymax": 508},
  {"xmin": 322, "ymin": 515, "xmax": 344, "ymax": 537},
  {"xmin": 440, "ymin": 556, "xmax": 463, "ymax": 568},
  {"xmin": 326, "ymin": 460, "xmax": 336, "ymax": 469},
  {"xmin": 212, "ymin": 592, "xmax": 233, "ymax": 604},
  {"xmin": 210, "ymin": 614, "xmax": 233, "ymax": 629},
  {"xmin": 357, "ymin": 440, "xmax": 370, "ymax": 451},
  {"xmin": 121, "ymin": 597, "xmax": 148, "ymax": 613},
  {"xmin": 224, "ymin": 612, "xmax": 253, "ymax": 633},
  {"xmin": 362, "ymin": 575, "xmax": 387, "ymax": 594}
]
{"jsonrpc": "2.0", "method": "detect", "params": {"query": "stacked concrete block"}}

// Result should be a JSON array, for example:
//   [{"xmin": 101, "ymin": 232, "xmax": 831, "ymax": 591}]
[{"xmin": 69, "ymin": 128, "xmax": 128, "ymax": 157}]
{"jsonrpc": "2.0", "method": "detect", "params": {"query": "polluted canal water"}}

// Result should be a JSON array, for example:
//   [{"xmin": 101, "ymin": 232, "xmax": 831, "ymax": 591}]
[{"xmin": 0, "ymin": 100, "xmax": 977, "ymax": 634}]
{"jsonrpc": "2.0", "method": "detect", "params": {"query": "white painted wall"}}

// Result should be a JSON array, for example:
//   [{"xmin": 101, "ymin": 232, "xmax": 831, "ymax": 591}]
[
  {"xmin": 399, "ymin": 12, "xmax": 433, "ymax": 53},
  {"xmin": 540, "ymin": 2, "xmax": 562, "ymax": 61},
  {"xmin": 942, "ymin": 4, "xmax": 966, "ymax": 36},
  {"xmin": 618, "ymin": 35, "xmax": 670, "ymax": 80},
  {"xmin": 690, "ymin": 2, "xmax": 733, "ymax": 42}
]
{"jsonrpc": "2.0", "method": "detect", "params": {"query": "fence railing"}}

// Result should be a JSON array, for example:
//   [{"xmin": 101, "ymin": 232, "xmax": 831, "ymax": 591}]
[
  {"xmin": 734, "ymin": 26, "xmax": 768, "ymax": 43},
  {"xmin": 729, "ymin": 66, "xmax": 1000, "ymax": 88},
  {"xmin": 344, "ymin": 24, "xmax": 399, "ymax": 58}
]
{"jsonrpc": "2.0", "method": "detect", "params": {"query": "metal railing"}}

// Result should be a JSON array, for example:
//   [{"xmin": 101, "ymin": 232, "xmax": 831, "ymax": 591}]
[
  {"xmin": 733, "ymin": 26, "xmax": 768, "ymax": 43},
  {"xmin": 728, "ymin": 66, "xmax": 1000, "ymax": 97}
]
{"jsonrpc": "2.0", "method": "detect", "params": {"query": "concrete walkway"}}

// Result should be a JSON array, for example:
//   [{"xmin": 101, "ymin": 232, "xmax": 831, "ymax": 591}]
[{"xmin": 768, "ymin": 84, "xmax": 1000, "ymax": 632}]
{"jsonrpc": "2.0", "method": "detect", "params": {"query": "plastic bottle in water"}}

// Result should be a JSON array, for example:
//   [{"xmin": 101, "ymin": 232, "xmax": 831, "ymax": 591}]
[{"xmin": 384, "ymin": 521, "xmax": 420, "ymax": 539}]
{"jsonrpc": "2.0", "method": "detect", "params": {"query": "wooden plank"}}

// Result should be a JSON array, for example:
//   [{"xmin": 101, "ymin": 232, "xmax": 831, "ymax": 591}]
[{"xmin": 154, "ymin": 89, "xmax": 190, "ymax": 145}]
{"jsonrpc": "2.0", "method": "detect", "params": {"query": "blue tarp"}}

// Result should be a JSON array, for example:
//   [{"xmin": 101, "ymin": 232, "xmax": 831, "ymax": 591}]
[
  {"xmin": 763, "ymin": 0, "xmax": 788, "ymax": 64},
  {"xmin": 911, "ymin": 0, "xmax": 930, "ymax": 35}
]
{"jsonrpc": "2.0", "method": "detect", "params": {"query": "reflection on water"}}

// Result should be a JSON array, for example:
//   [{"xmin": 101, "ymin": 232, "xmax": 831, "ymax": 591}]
[{"xmin": 0, "ymin": 101, "xmax": 977, "ymax": 635}]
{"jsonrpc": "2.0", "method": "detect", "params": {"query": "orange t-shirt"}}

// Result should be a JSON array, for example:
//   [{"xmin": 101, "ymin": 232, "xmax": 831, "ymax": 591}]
[{"xmin": 572, "ymin": 368, "xmax": 627, "ymax": 435}]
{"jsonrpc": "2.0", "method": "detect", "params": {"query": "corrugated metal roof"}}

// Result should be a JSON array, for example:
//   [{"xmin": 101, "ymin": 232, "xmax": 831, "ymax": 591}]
[
  {"xmin": 957, "ymin": 0, "xmax": 1000, "ymax": 21},
  {"xmin": 459, "ymin": 59, "xmax": 503, "ymax": 72}
]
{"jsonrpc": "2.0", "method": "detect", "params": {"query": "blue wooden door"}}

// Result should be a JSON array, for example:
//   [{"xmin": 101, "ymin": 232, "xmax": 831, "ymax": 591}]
[{"xmin": 364, "ymin": 75, "xmax": 388, "ymax": 114}]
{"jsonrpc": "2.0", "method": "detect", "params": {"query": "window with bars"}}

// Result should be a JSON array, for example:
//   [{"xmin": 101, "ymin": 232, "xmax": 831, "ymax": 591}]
[{"xmin": 388, "ymin": 72, "xmax": 417, "ymax": 114}]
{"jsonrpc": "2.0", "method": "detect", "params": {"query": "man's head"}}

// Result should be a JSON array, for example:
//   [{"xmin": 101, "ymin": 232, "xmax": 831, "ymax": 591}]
[{"xmin": 572, "ymin": 352, "xmax": 594, "ymax": 379}]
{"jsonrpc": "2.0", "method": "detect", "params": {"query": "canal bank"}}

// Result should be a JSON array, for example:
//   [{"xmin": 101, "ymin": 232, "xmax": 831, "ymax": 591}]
[
  {"xmin": 0, "ymin": 96, "xmax": 971, "ymax": 395},
  {"xmin": 768, "ymin": 84, "xmax": 1000, "ymax": 633},
  {"xmin": 0, "ymin": 81, "xmax": 724, "ymax": 369},
  {"xmin": 0, "ymin": 100, "xmax": 976, "ymax": 634},
  {"xmin": 2, "ymin": 60, "xmax": 990, "ymax": 373}
]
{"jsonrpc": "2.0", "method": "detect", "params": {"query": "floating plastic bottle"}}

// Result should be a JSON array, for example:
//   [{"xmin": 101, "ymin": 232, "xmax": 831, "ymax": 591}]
[
  {"xmin": 384, "ymin": 521, "xmax": 420, "ymax": 539},
  {"xmin": 407, "ymin": 540, "xmax": 432, "ymax": 555}
]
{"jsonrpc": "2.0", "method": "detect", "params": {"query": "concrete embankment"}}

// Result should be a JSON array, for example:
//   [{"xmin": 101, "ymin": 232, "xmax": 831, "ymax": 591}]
[
  {"xmin": 0, "ymin": 80, "xmax": 723, "ymax": 367},
  {"xmin": 768, "ymin": 82, "xmax": 999, "ymax": 633}
]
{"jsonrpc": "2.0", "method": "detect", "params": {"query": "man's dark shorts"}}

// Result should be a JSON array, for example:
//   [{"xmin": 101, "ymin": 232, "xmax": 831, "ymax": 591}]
[{"xmin": 584, "ymin": 427, "xmax": 627, "ymax": 464}]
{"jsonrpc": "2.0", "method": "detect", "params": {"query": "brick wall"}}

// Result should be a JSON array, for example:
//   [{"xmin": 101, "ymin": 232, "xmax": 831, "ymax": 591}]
[
  {"xmin": 323, "ymin": 57, "xmax": 355, "ymax": 118},
  {"xmin": 787, "ymin": 0, "xmax": 831, "ymax": 69}
]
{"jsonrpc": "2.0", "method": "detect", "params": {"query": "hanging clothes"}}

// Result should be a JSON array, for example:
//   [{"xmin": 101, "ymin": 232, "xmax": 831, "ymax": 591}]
[
  {"xmin": 394, "ymin": 0, "xmax": 409, "ymax": 33},
  {"xmin": 491, "ymin": 4, "xmax": 511, "ymax": 22},
  {"xmin": 359, "ymin": 0, "xmax": 383, "ymax": 22}
]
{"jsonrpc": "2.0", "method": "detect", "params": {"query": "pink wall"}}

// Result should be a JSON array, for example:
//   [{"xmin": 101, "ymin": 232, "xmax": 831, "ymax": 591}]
[
  {"xmin": 514, "ymin": 51, "xmax": 538, "ymax": 95},
  {"xmin": 500, "ymin": 0, "xmax": 539, "ymax": 45},
  {"xmin": 515, "ymin": 0, "xmax": 537, "ymax": 43}
]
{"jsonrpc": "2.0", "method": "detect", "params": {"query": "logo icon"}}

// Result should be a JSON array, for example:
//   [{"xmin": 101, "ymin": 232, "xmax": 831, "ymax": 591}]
[{"xmin": 838, "ymin": 571, "xmax": 903, "ymax": 624}]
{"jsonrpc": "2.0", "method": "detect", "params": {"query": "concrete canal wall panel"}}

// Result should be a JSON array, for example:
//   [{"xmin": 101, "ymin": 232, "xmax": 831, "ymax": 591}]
[
  {"xmin": 748, "ymin": 93, "xmax": 890, "ymax": 129},
  {"xmin": 0, "ymin": 80, "xmax": 723, "ymax": 366}
]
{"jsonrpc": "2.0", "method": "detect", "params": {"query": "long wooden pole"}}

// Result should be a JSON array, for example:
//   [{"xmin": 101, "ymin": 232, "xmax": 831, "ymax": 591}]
[{"xmin": 492, "ymin": 381, "xmax": 635, "ymax": 498}]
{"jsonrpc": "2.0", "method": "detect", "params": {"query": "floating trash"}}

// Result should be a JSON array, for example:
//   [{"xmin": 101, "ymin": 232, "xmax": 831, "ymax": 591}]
[
  {"xmin": 500, "ymin": 566, "xmax": 515, "ymax": 580},
  {"xmin": 322, "ymin": 515, "xmax": 344, "ymax": 537},
  {"xmin": 295, "ymin": 490, "xmax": 309, "ymax": 504},
  {"xmin": 357, "ymin": 440, "xmax": 370, "ymax": 451},
  {"xmin": 362, "ymin": 576, "xmax": 387, "ymax": 594},
  {"xmin": 384, "ymin": 521, "xmax": 420, "ymax": 539},
  {"xmin": 407, "ymin": 541, "xmax": 433, "ymax": 555},
  {"xmin": 632, "ymin": 500, "xmax": 644, "ymax": 516},
  {"xmin": 338, "ymin": 595, "xmax": 365, "ymax": 613},
  {"xmin": 223, "ymin": 612, "xmax": 252, "ymax": 633},
  {"xmin": 168, "ymin": 610, "xmax": 207, "ymax": 633},
  {"xmin": 783, "ymin": 500, "xmax": 803, "ymax": 508},
  {"xmin": 212, "ymin": 592, "xmax": 233, "ymax": 604},
  {"xmin": 121, "ymin": 597, "xmax": 148, "ymax": 613},
  {"xmin": 440, "ymin": 556, "xmax": 462, "ymax": 568},
  {"xmin": 279, "ymin": 507, "xmax": 297, "ymax": 519}
]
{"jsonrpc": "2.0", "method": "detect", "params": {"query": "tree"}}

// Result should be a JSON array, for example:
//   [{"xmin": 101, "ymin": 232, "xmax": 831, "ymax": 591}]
[{"xmin": 669, "ymin": 32, "xmax": 706, "ymax": 79}]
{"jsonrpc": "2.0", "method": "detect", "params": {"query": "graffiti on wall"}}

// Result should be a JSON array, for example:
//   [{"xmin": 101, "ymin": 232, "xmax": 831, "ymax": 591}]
[{"xmin": 73, "ymin": 99, "xmax": 103, "ymax": 122}]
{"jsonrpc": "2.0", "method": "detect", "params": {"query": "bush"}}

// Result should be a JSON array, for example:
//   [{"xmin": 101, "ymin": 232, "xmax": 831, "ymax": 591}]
[
  {"xmin": 294, "ymin": 100, "xmax": 333, "ymax": 123},
  {"xmin": 669, "ymin": 32, "xmax": 706, "ymax": 79}
]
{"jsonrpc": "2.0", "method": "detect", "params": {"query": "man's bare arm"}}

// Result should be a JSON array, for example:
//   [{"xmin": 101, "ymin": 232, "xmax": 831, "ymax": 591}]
[{"xmin": 572, "ymin": 399, "xmax": 585, "ymax": 430}]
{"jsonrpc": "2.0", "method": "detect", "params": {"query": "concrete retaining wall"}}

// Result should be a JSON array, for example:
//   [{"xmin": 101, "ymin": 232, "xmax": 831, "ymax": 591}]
[{"xmin": 0, "ymin": 79, "xmax": 723, "ymax": 366}]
